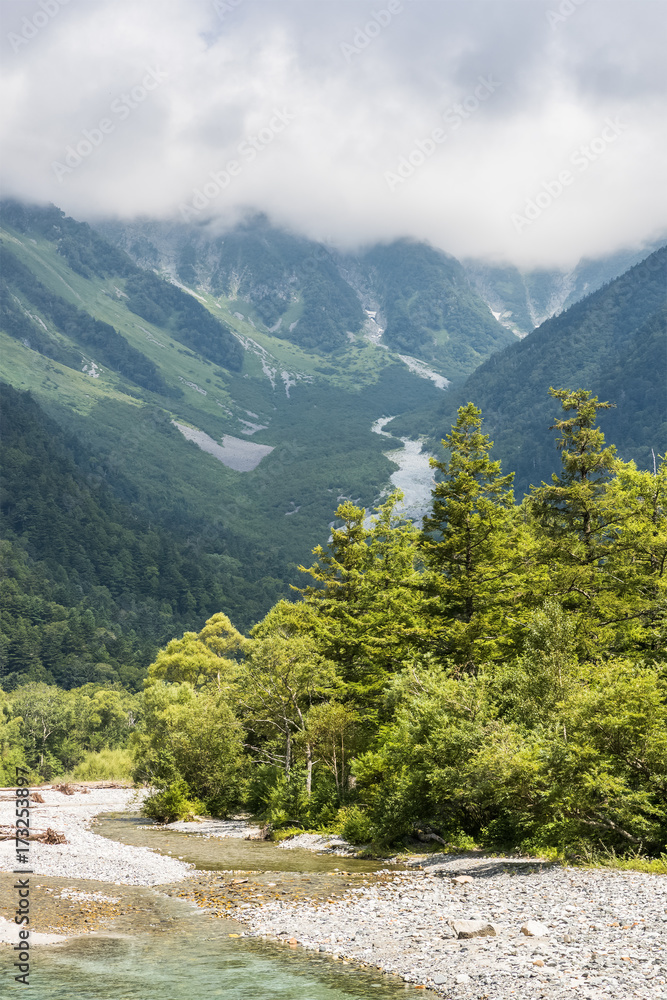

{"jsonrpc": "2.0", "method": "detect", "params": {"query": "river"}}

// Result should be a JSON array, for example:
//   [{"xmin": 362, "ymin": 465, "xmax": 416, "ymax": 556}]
[
  {"xmin": 25, "ymin": 814, "xmax": 422, "ymax": 999},
  {"xmin": 371, "ymin": 417, "xmax": 434, "ymax": 522}
]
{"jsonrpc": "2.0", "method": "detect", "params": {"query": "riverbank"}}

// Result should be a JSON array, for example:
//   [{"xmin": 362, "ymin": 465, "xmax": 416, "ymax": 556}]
[
  {"xmin": 1, "ymin": 788, "xmax": 665, "ymax": 998},
  {"xmin": 0, "ymin": 784, "xmax": 191, "ymax": 885},
  {"xmin": 231, "ymin": 852, "xmax": 667, "ymax": 999}
]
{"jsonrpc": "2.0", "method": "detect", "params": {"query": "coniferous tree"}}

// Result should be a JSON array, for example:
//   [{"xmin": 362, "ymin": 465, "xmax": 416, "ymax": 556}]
[
  {"xmin": 420, "ymin": 403, "xmax": 517, "ymax": 672},
  {"xmin": 528, "ymin": 388, "xmax": 624, "ymax": 653}
]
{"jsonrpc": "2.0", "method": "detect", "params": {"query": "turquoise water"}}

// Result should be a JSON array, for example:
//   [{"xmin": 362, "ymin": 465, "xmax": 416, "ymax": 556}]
[
  {"xmin": 21, "ymin": 817, "xmax": 424, "ymax": 999},
  {"xmin": 30, "ymin": 930, "xmax": 415, "ymax": 999}
]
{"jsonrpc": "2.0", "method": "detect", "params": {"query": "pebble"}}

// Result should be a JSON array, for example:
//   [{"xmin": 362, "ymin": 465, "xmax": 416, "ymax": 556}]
[
  {"xmin": 0, "ymin": 787, "xmax": 192, "ymax": 885},
  {"xmin": 231, "ymin": 852, "xmax": 667, "ymax": 999}
]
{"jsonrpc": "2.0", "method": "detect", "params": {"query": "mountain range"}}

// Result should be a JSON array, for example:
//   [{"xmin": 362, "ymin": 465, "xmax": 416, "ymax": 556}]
[{"xmin": 1, "ymin": 197, "xmax": 664, "ymax": 686}]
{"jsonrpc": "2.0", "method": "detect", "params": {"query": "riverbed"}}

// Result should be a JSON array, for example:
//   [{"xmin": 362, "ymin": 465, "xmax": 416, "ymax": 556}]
[
  {"xmin": 0, "ymin": 788, "xmax": 425, "ymax": 998},
  {"xmin": 371, "ymin": 417, "xmax": 434, "ymax": 521},
  {"xmin": 1, "ymin": 787, "xmax": 665, "ymax": 999}
]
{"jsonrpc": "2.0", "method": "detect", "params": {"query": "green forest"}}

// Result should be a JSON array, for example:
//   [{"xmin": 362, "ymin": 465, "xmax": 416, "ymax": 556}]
[{"xmin": 2, "ymin": 388, "xmax": 665, "ymax": 863}]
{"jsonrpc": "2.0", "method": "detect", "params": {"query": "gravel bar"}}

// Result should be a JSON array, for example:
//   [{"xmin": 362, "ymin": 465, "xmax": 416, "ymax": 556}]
[
  {"xmin": 0, "ymin": 786, "xmax": 191, "ymax": 885},
  {"xmin": 233, "ymin": 853, "xmax": 667, "ymax": 999}
]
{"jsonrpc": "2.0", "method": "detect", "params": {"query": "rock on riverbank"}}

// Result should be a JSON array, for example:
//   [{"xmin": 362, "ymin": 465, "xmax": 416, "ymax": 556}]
[
  {"xmin": 233, "ymin": 853, "xmax": 667, "ymax": 999},
  {"xmin": 0, "ymin": 786, "xmax": 191, "ymax": 885}
]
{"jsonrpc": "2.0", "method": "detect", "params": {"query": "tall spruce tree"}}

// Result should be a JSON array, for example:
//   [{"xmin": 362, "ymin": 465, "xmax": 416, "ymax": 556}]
[
  {"xmin": 298, "ymin": 493, "xmax": 423, "ymax": 712},
  {"xmin": 420, "ymin": 403, "xmax": 517, "ymax": 672},
  {"xmin": 527, "ymin": 388, "xmax": 621, "ymax": 652}
]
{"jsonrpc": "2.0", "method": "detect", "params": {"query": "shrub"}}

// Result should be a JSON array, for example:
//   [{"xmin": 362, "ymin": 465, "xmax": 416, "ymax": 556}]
[
  {"xmin": 70, "ymin": 748, "xmax": 134, "ymax": 781},
  {"xmin": 337, "ymin": 806, "xmax": 373, "ymax": 844},
  {"xmin": 142, "ymin": 779, "xmax": 204, "ymax": 823}
]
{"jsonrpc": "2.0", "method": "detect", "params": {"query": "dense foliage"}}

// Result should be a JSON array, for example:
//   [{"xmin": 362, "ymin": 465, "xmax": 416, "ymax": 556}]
[
  {"xmin": 0, "ymin": 384, "xmax": 277, "ymax": 689},
  {"xmin": 109, "ymin": 391, "xmax": 667, "ymax": 857},
  {"xmin": 0, "ymin": 681, "xmax": 139, "ymax": 784}
]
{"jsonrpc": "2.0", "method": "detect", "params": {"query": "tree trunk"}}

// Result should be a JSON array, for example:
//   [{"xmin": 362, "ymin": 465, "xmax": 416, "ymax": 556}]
[{"xmin": 306, "ymin": 742, "xmax": 313, "ymax": 798}]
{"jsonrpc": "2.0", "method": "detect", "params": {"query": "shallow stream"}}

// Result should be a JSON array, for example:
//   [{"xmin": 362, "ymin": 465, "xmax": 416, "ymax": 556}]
[
  {"xmin": 371, "ymin": 418, "xmax": 434, "ymax": 522},
  {"xmin": 25, "ymin": 815, "xmax": 422, "ymax": 999}
]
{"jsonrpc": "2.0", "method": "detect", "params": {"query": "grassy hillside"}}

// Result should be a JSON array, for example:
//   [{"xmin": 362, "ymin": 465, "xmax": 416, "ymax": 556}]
[{"xmin": 0, "ymin": 202, "xmax": 445, "ymax": 673}]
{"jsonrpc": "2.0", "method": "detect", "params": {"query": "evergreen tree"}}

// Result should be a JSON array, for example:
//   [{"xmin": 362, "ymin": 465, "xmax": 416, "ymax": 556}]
[
  {"xmin": 299, "ymin": 493, "xmax": 423, "ymax": 710},
  {"xmin": 597, "ymin": 456, "xmax": 667, "ymax": 659},
  {"xmin": 420, "ymin": 403, "xmax": 517, "ymax": 672},
  {"xmin": 528, "ymin": 388, "xmax": 627, "ymax": 653}
]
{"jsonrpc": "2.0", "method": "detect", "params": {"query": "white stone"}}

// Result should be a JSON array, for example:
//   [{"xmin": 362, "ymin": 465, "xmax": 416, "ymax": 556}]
[
  {"xmin": 449, "ymin": 919, "xmax": 498, "ymax": 938},
  {"xmin": 521, "ymin": 920, "xmax": 549, "ymax": 937}
]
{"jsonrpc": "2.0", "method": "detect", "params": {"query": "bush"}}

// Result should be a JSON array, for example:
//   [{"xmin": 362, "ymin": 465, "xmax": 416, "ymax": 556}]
[
  {"xmin": 336, "ymin": 805, "xmax": 373, "ymax": 844},
  {"xmin": 142, "ymin": 779, "xmax": 204, "ymax": 823},
  {"xmin": 69, "ymin": 748, "xmax": 134, "ymax": 781}
]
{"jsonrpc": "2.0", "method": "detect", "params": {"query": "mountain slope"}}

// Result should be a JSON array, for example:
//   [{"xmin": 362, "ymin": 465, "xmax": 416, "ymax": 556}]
[
  {"xmin": 464, "ymin": 238, "xmax": 666, "ymax": 336},
  {"xmin": 424, "ymin": 245, "xmax": 667, "ymax": 491},
  {"xmin": 97, "ymin": 215, "xmax": 513, "ymax": 381},
  {"xmin": 98, "ymin": 214, "xmax": 366, "ymax": 352},
  {"xmin": 355, "ymin": 240, "xmax": 515, "ymax": 382},
  {"xmin": 0, "ymin": 201, "xmax": 446, "ymax": 651},
  {"xmin": 0, "ymin": 382, "xmax": 246, "ymax": 689}
]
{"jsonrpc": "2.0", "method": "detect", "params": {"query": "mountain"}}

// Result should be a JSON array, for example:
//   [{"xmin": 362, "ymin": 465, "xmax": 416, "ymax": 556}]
[
  {"xmin": 0, "ymin": 200, "xmax": 460, "ymax": 680},
  {"xmin": 464, "ymin": 238, "xmax": 667, "ymax": 337},
  {"xmin": 96, "ymin": 215, "xmax": 513, "ymax": 383},
  {"xmin": 97, "ymin": 214, "xmax": 366, "ymax": 353},
  {"xmin": 4, "ymin": 198, "xmax": 661, "ymax": 688},
  {"xmin": 354, "ymin": 240, "xmax": 516, "ymax": 381},
  {"xmin": 424, "ymin": 245, "xmax": 667, "ymax": 492}
]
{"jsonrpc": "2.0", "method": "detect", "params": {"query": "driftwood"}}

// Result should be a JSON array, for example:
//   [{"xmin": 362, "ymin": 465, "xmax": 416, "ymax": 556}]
[
  {"xmin": 31, "ymin": 792, "xmax": 45, "ymax": 803},
  {"xmin": 245, "ymin": 824, "xmax": 272, "ymax": 841},
  {"xmin": 417, "ymin": 832, "xmax": 448, "ymax": 846},
  {"xmin": 0, "ymin": 825, "xmax": 68, "ymax": 844},
  {"xmin": 41, "ymin": 827, "xmax": 67, "ymax": 845},
  {"xmin": 54, "ymin": 783, "xmax": 75, "ymax": 795}
]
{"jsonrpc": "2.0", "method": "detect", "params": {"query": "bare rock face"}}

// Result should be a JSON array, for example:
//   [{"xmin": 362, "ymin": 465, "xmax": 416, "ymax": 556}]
[
  {"xmin": 449, "ymin": 919, "xmax": 498, "ymax": 939},
  {"xmin": 521, "ymin": 920, "xmax": 548, "ymax": 937}
]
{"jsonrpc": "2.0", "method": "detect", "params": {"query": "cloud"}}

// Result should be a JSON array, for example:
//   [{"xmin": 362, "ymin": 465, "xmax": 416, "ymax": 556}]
[{"xmin": 1, "ymin": 0, "xmax": 665, "ymax": 267}]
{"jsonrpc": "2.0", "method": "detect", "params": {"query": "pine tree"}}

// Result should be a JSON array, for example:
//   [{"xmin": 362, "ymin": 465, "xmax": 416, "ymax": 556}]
[
  {"xmin": 298, "ymin": 493, "xmax": 423, "ymax": 711},
  {"xmin": 527, "ymin": 388, "xmax": 620, "ymax": 651},
  {"xmin": 420, "ymin": 403, "xmax": 517, "ymax": 672}
]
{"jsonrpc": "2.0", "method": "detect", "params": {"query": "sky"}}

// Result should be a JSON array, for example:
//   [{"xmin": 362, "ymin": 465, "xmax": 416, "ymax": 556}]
[{"xmin": 1, "ymin": 0, "xmax": 665, "ymax": 268}]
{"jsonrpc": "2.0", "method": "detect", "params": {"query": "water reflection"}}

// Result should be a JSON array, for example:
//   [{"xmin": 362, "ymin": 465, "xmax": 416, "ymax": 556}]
[
  {"xmin": 33, "ymin": 903, "xmax": 417, "ymax": 999},
  {"xmin": 94, "ymin": 814, "xmax": 394, "ymax": 875}
]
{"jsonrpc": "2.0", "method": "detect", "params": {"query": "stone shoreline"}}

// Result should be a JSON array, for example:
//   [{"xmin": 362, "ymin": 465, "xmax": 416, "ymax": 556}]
[
  {"xmin": 0, "ymin": 785, "xmax": 192, "ymax": 886},
  {"xmin": 1, "ymin": 786, "xmax": 665, "ymax": 999},
  {"xmin": 231, "ymin": 853, "xmax": 667, "ymax": 999}
]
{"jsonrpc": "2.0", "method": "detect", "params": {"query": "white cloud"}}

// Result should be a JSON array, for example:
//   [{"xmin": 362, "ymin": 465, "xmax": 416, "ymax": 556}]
[{"xmin": 1, "ymin": 0, "xmax": 665, "ymax": 267}]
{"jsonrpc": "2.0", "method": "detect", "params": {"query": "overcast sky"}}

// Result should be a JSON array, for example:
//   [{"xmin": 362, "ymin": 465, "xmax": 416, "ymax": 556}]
[{"xmin": 1, "ymin": 0, "xmax": 665, "ymax": 267}]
